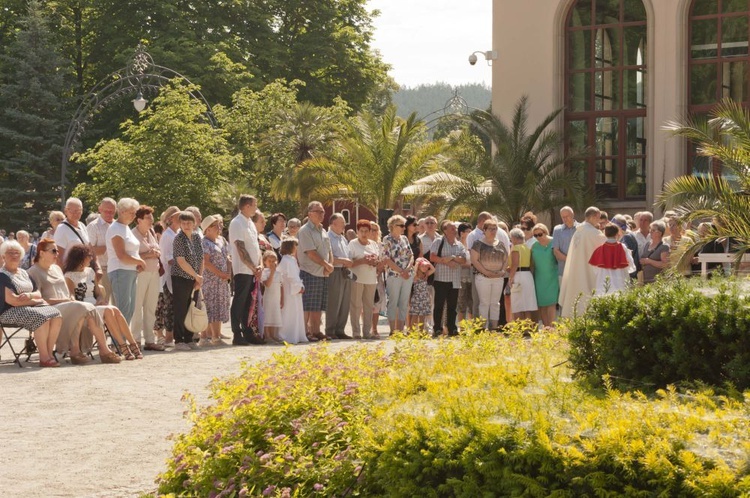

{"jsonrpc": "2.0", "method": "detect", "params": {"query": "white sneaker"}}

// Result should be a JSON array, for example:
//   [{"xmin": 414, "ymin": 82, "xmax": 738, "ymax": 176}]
[
  {"xmin": 174, "ymin": 343, "xmax": 190, "ymax": 351},
  {"xmin": 210, "ymin": 338, "xmax": 227, "ymax": 346},
  {"xmin": 187, "ymin": 341, "xmax": 201, "ymax": 350},
  {"xmin": 164, "ymin": 341, "xmax": 175, "ymax": 348},
  {"xmin": 197, "ymin": 338, "xmax": 212, "ymax": 347}
]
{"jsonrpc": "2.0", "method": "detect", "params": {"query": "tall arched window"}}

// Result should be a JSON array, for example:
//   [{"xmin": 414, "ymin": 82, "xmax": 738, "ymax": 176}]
[
  {"xmin": 689, "ymin": 0, "xmax": 750, "ymax": 176},
  {"xmin": 565, "ymin": 0, "xmax": 647, "ymax": 200}
]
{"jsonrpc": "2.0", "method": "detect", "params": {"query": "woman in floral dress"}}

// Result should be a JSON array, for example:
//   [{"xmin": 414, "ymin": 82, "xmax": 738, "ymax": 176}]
[{"xmin": 201, "ymin": 215, "xmax": 231, "ymax": 346}]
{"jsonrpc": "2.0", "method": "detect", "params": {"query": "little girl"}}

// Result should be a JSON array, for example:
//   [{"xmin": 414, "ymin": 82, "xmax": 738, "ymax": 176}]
[
  {"xmin": 409, "ymin": 257, "xmax": 435, "ymax": 332},
  {"xmin": 277, "ymin": 238, "xmax": 307, "ymax": 344},
  {"xmin": 261, "ymin": 251, "xmax": 282, "ymax": 343},
  {"xmin": 62, "ymin": 245, "xmax": 144, "ymax": 360}
]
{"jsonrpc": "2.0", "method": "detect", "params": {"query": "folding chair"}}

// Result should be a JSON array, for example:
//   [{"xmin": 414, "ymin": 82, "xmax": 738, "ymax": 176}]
[
  {"xmin": 88, "ymin": 324, "xmax": 122, "ymax": 359},
  {"xmin": 0, "ymin": 323, "xmax": 33, "ymax": 368}
]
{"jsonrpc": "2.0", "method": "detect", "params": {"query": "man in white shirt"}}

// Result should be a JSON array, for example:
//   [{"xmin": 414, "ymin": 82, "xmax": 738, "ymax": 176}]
[
  {"xmin": 54, "ymin": 197, "xmax": 91, "ymax": 267},
  {"xmin": 634, "ymin": 211, "xmax": 653, "ymax": 256},
  {"xmin": 325, "ymin": 213, "xmax": 353, "ymax": 340},
  {"xmin": 228, "ymin": 194, "xmax": 262, "ymax": 345},
  {"xmin": 87, "ymin": 197, "xmax": 116, "ymax": 301}
]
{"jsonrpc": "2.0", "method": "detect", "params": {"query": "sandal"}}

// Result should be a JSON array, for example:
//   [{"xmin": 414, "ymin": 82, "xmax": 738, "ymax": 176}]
[
  {"xmin": 119, "ymin": 343, "xmax": 135, "ymax": 360},
  {"xmin": 144, "ymin": 342, "xmax": 166, "ymax": 351},
  {"xmin": 129, "ymin": 343, "xmax": 144, "ymax": 360},
  {"xmin": 306, "ymin": 335, "xmax": 319, "ymax": 342},
  {"xmin": 40, "ymin": 358, "xmax": 60, "ymax": 368},
  {"xmin": 100, "ymin": 351, "xmax": 122, "ymax": 364}
]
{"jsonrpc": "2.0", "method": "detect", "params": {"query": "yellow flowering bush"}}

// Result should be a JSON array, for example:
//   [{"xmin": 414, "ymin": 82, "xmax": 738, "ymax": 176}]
[{"xmin": 157, "ymin": 324, "xmax": 750, "ymax": 497}]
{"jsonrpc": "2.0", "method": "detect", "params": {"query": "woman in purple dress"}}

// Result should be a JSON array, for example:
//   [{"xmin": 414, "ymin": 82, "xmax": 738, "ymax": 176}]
[{"xmin": 201, "ymin": 215, "xmax": 231, "ymax": 346}]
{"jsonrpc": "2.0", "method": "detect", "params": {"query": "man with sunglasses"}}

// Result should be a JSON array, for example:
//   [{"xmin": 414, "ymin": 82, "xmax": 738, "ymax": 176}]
[{"xmin": 429, "ymin": 220, "xmax": 467, "ymax": 337}]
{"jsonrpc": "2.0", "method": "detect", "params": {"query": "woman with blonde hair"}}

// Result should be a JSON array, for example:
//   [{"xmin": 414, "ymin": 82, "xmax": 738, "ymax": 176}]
[
  {"xmin": 508, "ymin": 228, "xmax": 538, "ymax": 322},
  {"xmin": 530, "ymin": 223, "xmax": 558, "ymax": 327},
  {"xmin": 382, "ymin": 215, "xmax": 414, "ymax": 333}
]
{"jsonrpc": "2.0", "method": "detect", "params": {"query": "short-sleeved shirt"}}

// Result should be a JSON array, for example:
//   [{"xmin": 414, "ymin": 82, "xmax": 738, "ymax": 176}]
[
  {"xmin": 54, "ymin": 220, "xmax": 90, "ymax": 251},
  {"xmin": 87, "ymin": 217, "xmax": 112, "ymax": 267},
  {"xmin": 229, "ymin": 213, "xmax": 261, "ymax": 276},
  {"xmin": 512, "ymin": 244, "xmax": 532, "ymax": 268},
  {"xmin": 642, "ymin": 241, "xmax": 669, "ymax": 283},
  {"xmin": 171, "ymin": 231, "xmax": 203, "ymax": 280},
  {"xmin": 348, "ymin": 238, "xmax": 380, "ymax": 285},
  {"xmin": 328, "ymin": 230, "xmax": 350, "ymax": 268},
  {"xmin": 431, "ymin": 237, "xmax": 467, "ymax": 289},
  {"xmin": 27, "ymin": 264, "xmax": 71, "ymax": 300},
  {"xmin": 106, "ymin": 221, "xmax": 141, "ymax": 272},
  {"xmin": 297, "ymin": 221, "xmax": 332, "ymax": 277},
  {"xmin": 0, "ymin": 268, "xmax": 37, "ymax": 314},
  {"xmin": 132, "ymin": 227, "xmax": 160, "ymax": 273},
  {"xmin": 471, "ymin": 239, "xmax": 508, "ymax": 273},
  {"xmin": 159, "ymin": 227, "xmax": 177, "ymax": 290},
  {"xmin": 382, "ymin": 234, "xmax": 414, "ymax": 279},
  {"xmin": 551, "ymin": 222, "xmax": 578, "ymax": 276}
]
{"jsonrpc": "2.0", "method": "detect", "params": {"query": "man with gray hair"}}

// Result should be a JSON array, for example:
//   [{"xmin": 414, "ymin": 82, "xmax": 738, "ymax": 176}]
[
  {"xmin": 87, "ymin": 197, "xmax": 117, "ymax": 301},
  {"xmin": 634, "ymin": 211, "xmax": 653, "ymax": 256},
  {"xmin": 325, "ymin": 213, "xmax": 353, "ymax": 339},
  {"xmin": 558, "ymin": 206, "xmax": 606, "ymax": 318},
  {"xmin": 298, "ymin": 201, "xmax": 334, "ymax": 341},
  {"xmin": 551, "ymin": 206, "xmax": 579, "ymax": 284},
  {"xmin": 54, "ymin": 197, "xmax": 92, "ymax": 267}
]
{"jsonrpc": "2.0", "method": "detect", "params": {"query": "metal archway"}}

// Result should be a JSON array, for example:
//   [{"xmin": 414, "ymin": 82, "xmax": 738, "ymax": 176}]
[{"xmin": 60, "ymin": 44, "xmax": 217, "ymax": 205}]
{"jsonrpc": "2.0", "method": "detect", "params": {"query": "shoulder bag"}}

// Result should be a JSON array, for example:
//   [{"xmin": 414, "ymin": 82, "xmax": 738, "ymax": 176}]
[
  {"xmin": 427, "ymin": 238, "xmax": 446, "ymax": 286},
  {"xmin": 184, "ymin": 290, "xmax": 209, "ymax": 334}
]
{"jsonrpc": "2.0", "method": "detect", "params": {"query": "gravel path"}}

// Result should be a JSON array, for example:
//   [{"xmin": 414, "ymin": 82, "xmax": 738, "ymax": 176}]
[{"xmin": 0, "ymin": 321, "xmax": 388, "ymax": 497}]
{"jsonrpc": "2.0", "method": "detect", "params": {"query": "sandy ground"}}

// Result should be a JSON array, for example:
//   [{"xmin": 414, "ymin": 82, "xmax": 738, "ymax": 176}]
[{"xmin": 0, "ymin": 319, "xmax": 389, "ymax": 497}]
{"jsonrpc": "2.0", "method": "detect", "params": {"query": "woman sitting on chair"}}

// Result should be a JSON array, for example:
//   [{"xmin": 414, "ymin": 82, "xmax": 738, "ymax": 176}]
[
  {"xmin": 62, "ymin": 244, "xmax": 144, "ymax": 360},
  {"xmin": 27, "ymin": 239, "xmax": 121, "ymax": 364},
  {"xmin": 0, "ymin": 240, "xmax": 63, "ymax": 367}
]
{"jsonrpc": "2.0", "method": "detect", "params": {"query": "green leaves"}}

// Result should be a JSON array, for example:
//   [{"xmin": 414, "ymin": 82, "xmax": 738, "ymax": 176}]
[{"xmin": 72, "ymin": 80, "xmax": 240, "ymax": 215}]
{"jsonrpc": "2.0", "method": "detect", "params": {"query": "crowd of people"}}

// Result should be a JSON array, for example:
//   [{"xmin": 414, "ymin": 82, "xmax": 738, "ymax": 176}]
[{"xmin": 0, "ymin": 194, "xmax": 732, "ymax": 368}]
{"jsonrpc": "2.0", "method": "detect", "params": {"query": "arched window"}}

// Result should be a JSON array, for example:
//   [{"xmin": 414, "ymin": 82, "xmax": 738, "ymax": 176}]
[
  {"xmin": 565, "ymin": 0, "xmax": 647, "ymax": 200},
  {"xmin": 688, "ymin": 0, "xmax": 750, "ymax": 176}
]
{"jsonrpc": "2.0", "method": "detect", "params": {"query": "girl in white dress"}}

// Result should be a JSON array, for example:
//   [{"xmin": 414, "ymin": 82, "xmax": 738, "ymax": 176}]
[
  {"xmin": 261, "ymin": 251, "xmax": 282, "ymax": 343},
  {"xmin": 277, "ymin": 239, "xmax": 308, "ymax": 344},
  {"xmin": 62, "ymin": 245, "xmax": 143, "ymax": 360}
]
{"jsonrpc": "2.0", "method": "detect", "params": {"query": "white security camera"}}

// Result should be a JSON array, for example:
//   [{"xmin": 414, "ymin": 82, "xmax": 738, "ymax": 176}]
[
  {"xmin": 468, "ymin": 53, "xmax": 478, "ymax": 66},
  {"xmin": 468, "ymin": 50, "xmax": 498, "ymax": 66}
]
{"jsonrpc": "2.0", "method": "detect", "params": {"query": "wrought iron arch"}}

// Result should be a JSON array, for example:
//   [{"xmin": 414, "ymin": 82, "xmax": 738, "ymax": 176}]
[
  {"xmin": 422, "ymin": 90, "xmax": 479, "ymax": 131},
  {"xmin": 60, "ymin": 44, "xmax": 217, "ymax": 205}
]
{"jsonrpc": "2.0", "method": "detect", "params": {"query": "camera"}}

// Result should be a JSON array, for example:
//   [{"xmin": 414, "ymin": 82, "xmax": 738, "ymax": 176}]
[{"xmin": 468, "ymin": 53, "xmax": 478, "ymax": 66}]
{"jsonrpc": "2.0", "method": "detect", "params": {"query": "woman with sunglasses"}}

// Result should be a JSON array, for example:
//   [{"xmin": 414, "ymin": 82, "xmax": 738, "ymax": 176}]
[
  {"xmin": 28, "ymin": 239, "xmax": 121, "ymax": 364},
  {"xmin": 530, "ymin": 223, "xmax": 558, "ymax": 327},
  {"xmin": 382, "ymin": 215, "xmax": 414, "ymax": 334}
]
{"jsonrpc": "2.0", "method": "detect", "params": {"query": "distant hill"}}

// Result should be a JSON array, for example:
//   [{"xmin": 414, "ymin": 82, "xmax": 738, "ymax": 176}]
[{"xmin": 392, "ymin": 82, "xmax": 491, "ymax": 122}]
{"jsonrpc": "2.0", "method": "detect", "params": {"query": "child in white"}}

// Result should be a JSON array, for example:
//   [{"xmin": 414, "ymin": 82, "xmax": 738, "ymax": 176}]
[
  {"xmin": 589, "ymin": 224, "xmax": 635, "ymax": 295},
  {"xmin": 277, "ymin": 239, "xmax": 308, "ymax": 344},
  {"xmin": 261, "ymin": 251, "xmax": 282, "ymax": 343}
]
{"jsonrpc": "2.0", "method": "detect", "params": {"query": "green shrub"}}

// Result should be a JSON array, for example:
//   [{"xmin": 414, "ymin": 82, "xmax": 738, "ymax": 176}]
[
  {"xmin": 567, "ymin": 278, "xmax": 750, "ymax": 390},
  {"xmin": 158, "ymin": 329, "xmax": 750, "ymax": 497}
]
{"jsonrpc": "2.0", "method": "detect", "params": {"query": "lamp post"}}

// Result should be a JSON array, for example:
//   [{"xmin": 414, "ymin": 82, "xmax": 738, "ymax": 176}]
[{"xmin": 60, "ymin": 44, "xmax": 217, "ymax": 206}]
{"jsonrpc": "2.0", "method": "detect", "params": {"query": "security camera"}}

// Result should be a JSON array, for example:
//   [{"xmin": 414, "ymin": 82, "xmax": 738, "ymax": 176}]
[{"xmin": 468, "ymin": 53, "xmax": 478, "ymax": 66}]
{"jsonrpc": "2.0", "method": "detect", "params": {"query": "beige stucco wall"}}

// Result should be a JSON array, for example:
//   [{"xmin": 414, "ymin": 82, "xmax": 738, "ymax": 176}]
[{"xmin": 492, "ymin": 0, "xmax": 694, "ymax": 214}]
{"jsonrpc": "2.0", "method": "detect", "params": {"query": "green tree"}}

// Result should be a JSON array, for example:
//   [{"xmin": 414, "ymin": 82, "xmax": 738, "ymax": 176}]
[
  {"xmin": 0, "ymin": 0, "xmax": 72, "ymax": 232},
  {"xmin": 441, "ymin": 96, "xmax": 589, "ymax": 224},
  {"xmin": 658, "ymin": 99, "xmax": 750, "ymax": 268},
  {"xmin": 216, "ymin": 80, "xmax": 347, "ymax": 215},
  {"xmin": 277, "ymin": 105, "xmax": 449, "ymax": 213},
  {"xmin": 72, "ymin": 81, "xmax": 241, "ymax": 215}
]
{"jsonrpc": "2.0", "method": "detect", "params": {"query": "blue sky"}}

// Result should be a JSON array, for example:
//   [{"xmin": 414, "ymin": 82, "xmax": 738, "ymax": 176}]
[{"xmin": 367, "ymin": 0, "xmax": 493, "ymax": 88}]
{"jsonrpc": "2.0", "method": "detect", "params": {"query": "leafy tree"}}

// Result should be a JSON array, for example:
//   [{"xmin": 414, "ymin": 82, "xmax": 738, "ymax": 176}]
[
  {"xmin": 0, "ymin": 0, "xmax": 72, "ymax": 232},
  {"xmin": 277, "ymin": 105, "xmax": 449, "ymax": 213},
  {"xmin": 658, "ymin": 98, "xmax": 750, "ymax": 268},
  {"xmin": 216, "ymin": 80, "xmax": 347, "ymax": 215},
  {"xmin": 72, "ymin": 81, "xmax": 241, "ymax": 215},
  {"xmin": 441, "ymin": 96, "xmax": 589, "ymax": 224}
]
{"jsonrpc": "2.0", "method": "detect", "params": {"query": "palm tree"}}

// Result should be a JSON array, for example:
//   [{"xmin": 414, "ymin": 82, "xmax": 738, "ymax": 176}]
[
  {"xmin": 276, "ymin": 105, "xmax": 449, "ymax": 212},
  {"xmin": 438, "ymin": 96, "xmax": 589, "ymax": 224},
  {"xmin": 658, "ymin": 98, "xmax": 750, "ymax": 268}
]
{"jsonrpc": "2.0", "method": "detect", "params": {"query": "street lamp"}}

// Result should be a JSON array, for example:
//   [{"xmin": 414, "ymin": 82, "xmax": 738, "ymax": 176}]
[
  {"xmin": 132, "ymin": 91, "xmax": 148, "ymax": 112},
  {"xmin": 468, "ymin": 50, "xmax": 498, "ymax": 66}
]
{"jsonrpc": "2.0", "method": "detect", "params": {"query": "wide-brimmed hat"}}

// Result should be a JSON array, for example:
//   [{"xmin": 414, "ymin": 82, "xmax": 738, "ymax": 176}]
[
  {"xmin": 201, "ymin": 214, "xmax": 223, "ymax": 232},
  {"xmin": 160, "ymin": 206, "xmax": 180, "ymax": 226}
]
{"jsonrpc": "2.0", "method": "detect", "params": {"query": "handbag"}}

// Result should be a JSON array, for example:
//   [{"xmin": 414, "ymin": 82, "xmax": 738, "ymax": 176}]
[{"xmin": 184, "ymin": 290, "xmax": 209, "ymax": 333}]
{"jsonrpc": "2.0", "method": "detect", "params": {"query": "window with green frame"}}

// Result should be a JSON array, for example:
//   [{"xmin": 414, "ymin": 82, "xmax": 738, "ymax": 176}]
[{"xmin": 565, "ymin": 0, "xmax": 647, "ymax": 200}]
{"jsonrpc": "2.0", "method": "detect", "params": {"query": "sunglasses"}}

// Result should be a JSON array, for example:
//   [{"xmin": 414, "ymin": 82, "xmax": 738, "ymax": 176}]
[
  {"xmin": 533, "ymin": 233, "xmax": 544, "ymax": 238},
  {"xmin": 45, "ymin": 248, "xmax": 59, "ymax": 254}
]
